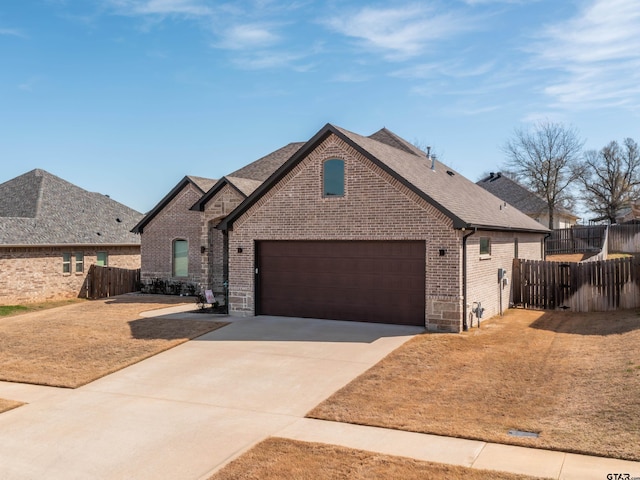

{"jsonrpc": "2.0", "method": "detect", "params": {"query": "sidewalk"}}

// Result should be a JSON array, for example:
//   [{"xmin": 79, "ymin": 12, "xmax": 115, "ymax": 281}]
[{"xmin": 276, "ymin": 418, "xmax": 640, "ymax": 480}]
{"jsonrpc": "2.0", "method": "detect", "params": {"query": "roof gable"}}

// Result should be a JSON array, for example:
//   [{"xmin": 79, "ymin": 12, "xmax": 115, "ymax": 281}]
[
  {"xmin": 219, "ymin": 124, "xmax": 549, "ymax": 233},
  {"xmin": 191, "ymin": 143, "xmax": 302, "ymax": 212},
  {"xmin": 0, "ymin": 169, "xmax": 143, "ymax": 246},
  {"xmin": 131, "ymin": 175, "xmax": 215, "ymax": 234}
]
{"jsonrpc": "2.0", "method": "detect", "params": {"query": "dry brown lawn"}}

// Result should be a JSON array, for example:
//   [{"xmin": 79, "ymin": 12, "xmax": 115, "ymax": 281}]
[
  {"xmin": 0, "ymin": 294, "xmax": 226, "ymax": 388},
  {"xmin": 210, "ymin": 437, "xmax": 548, "ymax": 480},
  {"xmin": 309, "ymin": 309, "xmax": 640, "ymax": 461}
]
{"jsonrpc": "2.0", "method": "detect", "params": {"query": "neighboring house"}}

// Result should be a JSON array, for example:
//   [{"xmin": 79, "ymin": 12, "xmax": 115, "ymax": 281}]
[
  {"xmin": 477, "ymin": 172, "xmax": 579, "ymax": 229},
  {"xmin": 0, "ymin": 169, "xmax": 143, "ymax": 304},
  {"xmin": 218, "ymin": 124, "xmax": 549, "ymax": 332},
  {"xmin": 132, "ymin": 142, "xmax": 304, "ymax": 300},
  {"xmin": 615, "ymin": 202, "xmax": 640, "ymax": 224}
]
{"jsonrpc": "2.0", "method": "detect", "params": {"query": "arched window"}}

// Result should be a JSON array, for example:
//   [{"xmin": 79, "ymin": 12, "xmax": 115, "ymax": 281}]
[
  {"xmin": 173, "ymin": 239, "xmax": 188, "ymax": 277},
  {"xmin": 323, "ymin": 159, "xmax": 344, "ymax": 197}
]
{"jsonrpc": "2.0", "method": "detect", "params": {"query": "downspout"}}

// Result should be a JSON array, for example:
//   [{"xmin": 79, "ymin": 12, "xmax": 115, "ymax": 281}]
[
  {"xmin": 543, "ymin": 232, "xmax": 552, "ymax": 260},
  {"xmin": 462, "ymin": 228, "xmax": 477, "ymax": 332}
]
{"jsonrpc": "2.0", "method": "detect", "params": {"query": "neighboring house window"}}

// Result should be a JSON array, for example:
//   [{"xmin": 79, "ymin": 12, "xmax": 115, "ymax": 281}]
[
  {"xmin": 323, "ymin": 159, "xmax": 344, "ymax": 197},
  {"xmin": 97, "ymin": 252, "xmax": 108, "ymax": 266},
  {"xmin": 173, "ymin": 239, "xmax": 188, "ymax": 277},
  {"xmin": 514, "ymin": 238, "xmax": 519, "ymax": 259},
  {"xmin": 62, "ymin": 253, "xmax": 71, "ymax": 274},
  {"xmin": 75, "ymin": 252, "xmax": 84, "ymax": 273},
  {"xmin": 480, "ymin": 237, "xmax": 491, "ymax": 256}
]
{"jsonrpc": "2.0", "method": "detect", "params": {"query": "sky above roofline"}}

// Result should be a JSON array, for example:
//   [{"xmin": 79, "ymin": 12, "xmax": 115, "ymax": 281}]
[{"xmin": 1, "ymin": 0, "xmax": 638, "ymax": 219}]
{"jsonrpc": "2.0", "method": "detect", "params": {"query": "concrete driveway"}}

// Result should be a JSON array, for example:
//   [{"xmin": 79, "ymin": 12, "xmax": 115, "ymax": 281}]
[{"xmin": 0, "ymin": 309, "xmax": 422, "ymax": 480}]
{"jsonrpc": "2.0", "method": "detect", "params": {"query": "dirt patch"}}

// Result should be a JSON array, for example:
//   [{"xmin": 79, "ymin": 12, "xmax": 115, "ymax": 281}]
[
  {"xmin": 0, "ymin": 294, "xmax": 227, "ymax": 388},
  {"xmin": 209, "ymin": 437, "xmax": 546, "ymax": 480},
  {"xmin": 308, "ymin": 309, "xmax": 640, "ymax": 461}
]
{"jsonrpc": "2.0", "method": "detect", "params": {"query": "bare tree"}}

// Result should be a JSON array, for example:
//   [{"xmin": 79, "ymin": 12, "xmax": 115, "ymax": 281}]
[
  {"xmin": 580, "ymin": 138, "xmax": 640, "ymax": 224},
  {"xmin": 503, "ymin": 121, "xmax": 585, "ymax": 229}
]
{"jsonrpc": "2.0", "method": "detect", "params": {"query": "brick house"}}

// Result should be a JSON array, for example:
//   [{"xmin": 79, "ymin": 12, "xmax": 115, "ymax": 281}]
[
  {"xmin": 218, "ymin": 124, "xmax": 549, "ymax": 332},
  {"xmin": 132, "ymin": 143, "xmax": 303, "ymax": 300},
  {"xmin": 0, "ymin": 169, "xmax": 143, "ymax": 304}
]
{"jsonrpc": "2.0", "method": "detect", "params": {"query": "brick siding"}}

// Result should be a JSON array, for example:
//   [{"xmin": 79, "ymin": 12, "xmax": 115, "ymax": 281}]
[
  {"xmin": 201, "ymin": 184, "xmax": 245, "ymax": 303},
  {"xmin": 0, "ymin": 246, "xmax": 140, "ymax": 304},
  {"xmin": 227, "ymin": 134, "xmax": 544, "ymax": 332},
  {"xmin": 228, "ymin": 134, "xmax": 464, "ymax": 331},
  {"xmin": 465, "ymin": 232, "xmax": 542, "ymax": 327},
  {"xmin": 139, "ymin": 183, "xmax": 205, "ymax": 290}
]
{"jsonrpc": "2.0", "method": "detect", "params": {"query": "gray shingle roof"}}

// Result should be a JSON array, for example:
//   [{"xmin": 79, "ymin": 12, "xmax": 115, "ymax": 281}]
[
  {"xmin": 190, "ymin": 143, "xmax": 304, "ymax": 212},
  {"xmin": 220, "ymin": 124, "xmax": 550, "ymax": 233},
  {"xmin": 477, "ymin": 172, "xmax": 578, "ymax": 219},
  {"xmin": 335, "ymin": 126, "xmax": 549, "ymax": 232},
  {"xmin": 225, "ymin": 176, "xmax": 263, "ymax": 197},
  {"xmin": 188, "ymin": 176, "xmax": 218, "ymax": 193},
  {"xmin": 227, "ymin": 142, "xmax": 305, "ymax": 181},
  {"xmin": 0, "ymin": 169, "xmax": 143, "ymax": 246}
]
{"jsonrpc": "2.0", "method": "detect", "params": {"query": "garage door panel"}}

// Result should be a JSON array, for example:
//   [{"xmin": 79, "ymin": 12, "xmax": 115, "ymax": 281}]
[{"xmin": 257, "ymin": 241, "xmax": 425, "ymax": 326}]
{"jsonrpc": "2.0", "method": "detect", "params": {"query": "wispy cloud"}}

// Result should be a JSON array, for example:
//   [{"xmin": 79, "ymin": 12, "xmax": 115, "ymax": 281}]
[
  {"xmin": 215, "ymin": 23, "xmax": 281, "ymax": 50},
  {"xmin": 533, "ymin": 0, "xmax": 640, "ymax": 110},
  {"xmin": 393, "ymin": 59, "xmax": 496, "ymax": 80},
  {"xmin": 324, "ymin": 4, "xmax": 473, "ymax": 61},
  {"xmin": 18, "ymin": 76, "xmax": 41, "ymax": 92},
  {"xmin": 0, "ymin": 28, "xmax": 27, "ymax": 38},
  {"xmin": 231, "ymin": 51, "xmax": 309, "ymax": 70},
  {"xmin": 104, "ymin": 0, "xmax": 214, "ymax": 17}
]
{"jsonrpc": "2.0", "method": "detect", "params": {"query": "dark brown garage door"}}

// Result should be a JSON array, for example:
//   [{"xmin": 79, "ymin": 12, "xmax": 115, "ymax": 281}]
[{"xmin": 256, "ymin": 240, "xmax": 425, "ymax": 326}]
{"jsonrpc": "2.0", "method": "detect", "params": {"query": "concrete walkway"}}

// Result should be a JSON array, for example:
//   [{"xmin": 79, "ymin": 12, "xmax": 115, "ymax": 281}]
[{"xmin": 0, "ymin": 306, "xmax": 638, "ymax": 479}]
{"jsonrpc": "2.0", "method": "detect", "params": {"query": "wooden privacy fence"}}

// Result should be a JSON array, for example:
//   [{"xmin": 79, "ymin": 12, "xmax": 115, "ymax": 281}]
[
  {"xmin": 608, "ymin": 223, "xmax": 640, "ymax": 253},
  {"xmin": 85, "ymin": 265, "xmax": 141, "ymax": 299},
  {"xmin": 512, "ymin": 257, "xmax": 640, "ymax": 312},
  {"xmin": 545, "ymin": 225, "xmax": 607, "ymax": 255}
]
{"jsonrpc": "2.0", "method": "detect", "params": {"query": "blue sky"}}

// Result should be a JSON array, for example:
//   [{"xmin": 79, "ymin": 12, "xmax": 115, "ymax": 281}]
[{"xmin": 1, "ymin": 0, "xmax": 639, "ymax": 215}]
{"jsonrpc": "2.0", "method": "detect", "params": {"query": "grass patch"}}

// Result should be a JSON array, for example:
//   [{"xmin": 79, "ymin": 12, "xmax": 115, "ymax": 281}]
[
  {"xmin": 0, "ymin": 305, "xmax": 29, "ymax": 316},
  {"xmin": 209, "ymin": 437, "xmax": 547, "ymax": 480},
  {"xmin": 0, "ymin": 294, "xmax": 226, "ymax": 388},
  {"xmin": 0, "ymin": 299, "xmax": 86, "ymax": 318},
  {"xmin": 0, "ymin": 398, "xmax": 23, "ymax": 414},
  {"xmin": 308, "ymin": 309, "xmax": 640, "ymax": 461}
]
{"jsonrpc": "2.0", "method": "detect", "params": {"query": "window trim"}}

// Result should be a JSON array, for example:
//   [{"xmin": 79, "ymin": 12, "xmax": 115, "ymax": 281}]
[
  {"xmin": 479, "ymin": 237, "xmax": 491, "ymax": 258},
  {"xmin": 74, "ymin": 252, "xmax": 84, "ymax": 273},
  {"xmin": 97, "ymin": 251, "xmax": 108, "ymax": 267},
  {"xmin": 62, "ymin": 253, "xmax": 71, "ymax": 274},
  {"xmin": 322, "ymin": 158, "xmax": 345, "ymax": 198},
  {"xmin": 172, "ymin": 239, "xmax": 189, "ymax": 277}
]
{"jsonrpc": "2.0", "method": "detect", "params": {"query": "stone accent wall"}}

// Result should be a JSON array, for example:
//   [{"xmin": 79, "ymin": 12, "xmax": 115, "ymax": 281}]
[
  {"xmin": 228, "ymin": 133, "xmax": 464, "ymax": 332},
  {"xmin": 201, "ymin": 184, "xmax": 246, "ymax": 302},
  {"xmin": 465, "ymin": 231, "xmax": 543, "ymax": 325},
  {"xmin": 0, "ymin": 246, "xmax": 140, "ymax": 304},
  {"xmin": 139, "ymin": 183, "xmax": 204, "ymax": 290}
]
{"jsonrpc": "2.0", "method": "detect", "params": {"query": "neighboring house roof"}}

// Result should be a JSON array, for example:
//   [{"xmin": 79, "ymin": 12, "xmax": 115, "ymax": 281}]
[
  {"xmin": 477, "ymin": 172, "xmax": 579, "ymax": 221},
  {"xmin": 0, "ymin": 169, "xmax": 143, "ymax": 246},
  {"xmin": 219, "ymin": 124, "xmax": 549, "ymax": 233},
  {"xmin": 190, "ymin": 142, "xmax": 304, "ymax": 211},
  {"xmin": 615, "ymin": 202, "xmax": 640, "ymax": 224},
  {"xmin": 131, "ymin": 175, "xmax": 216, "ymax": 234}
]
